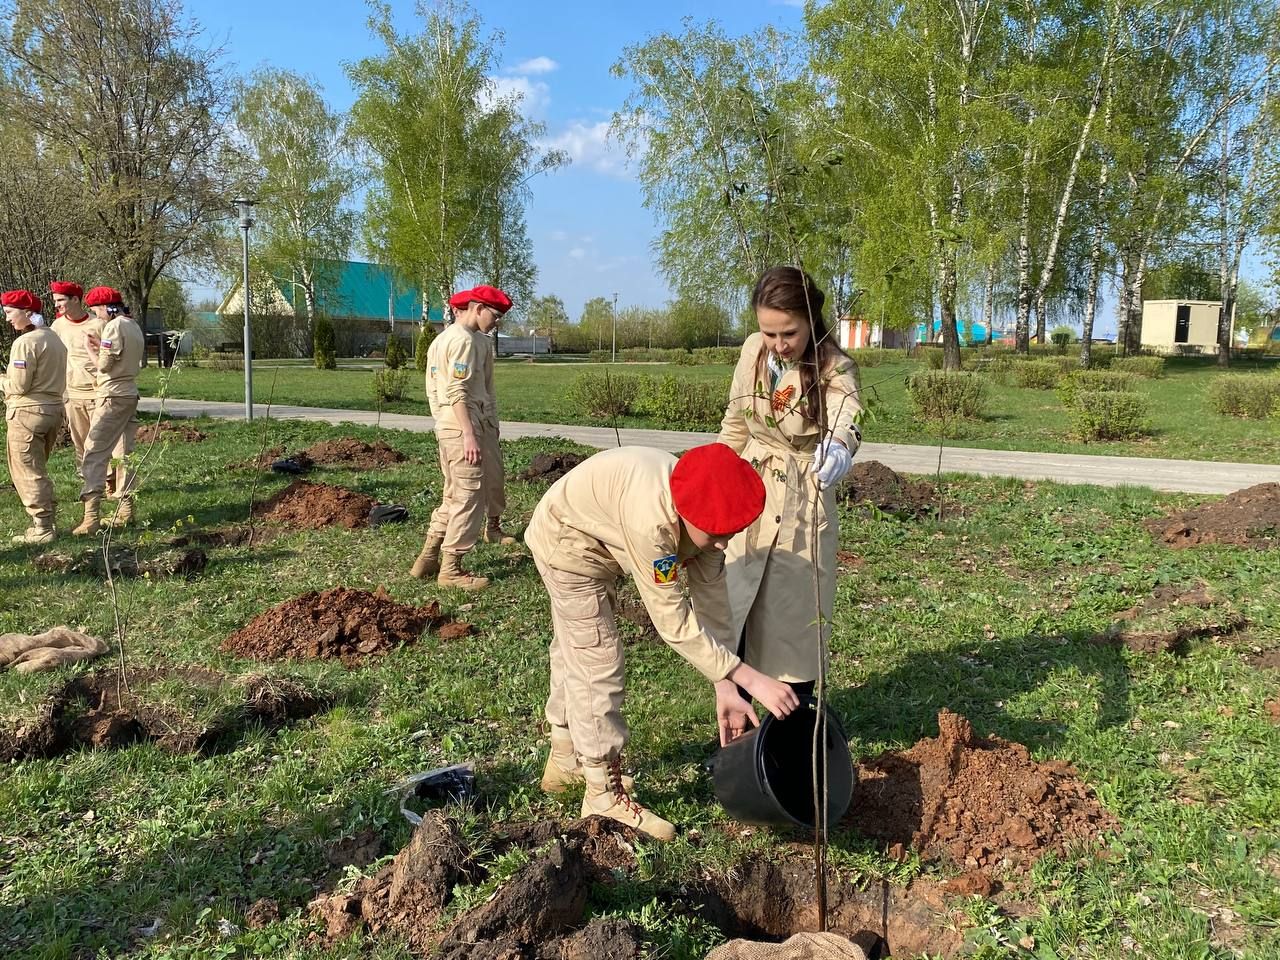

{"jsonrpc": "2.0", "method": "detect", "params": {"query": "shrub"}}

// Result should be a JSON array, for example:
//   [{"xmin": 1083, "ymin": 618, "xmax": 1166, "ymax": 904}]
[
  {"xmin": 1206, "ymin": 373, "xmax": 1280, "ymax": 419},
  {"xmin": 384, "ymin": 334, "xmax": 407, "ymax": 370},
  {"xmin": 415, "ymin": 324, "xmax": 436, "ymax": 372},
  {"xmin": 1068, "ymin": 390, "xmax": 1152, "ymax": 440},
  {"xmin": 907, "ymin": 370, "xmax": 988, "ymax": 421},
  {"xmin": 634, "ymin": 375, "xmax": 731, "ymax": 430},
  {"xmin": 1050, "ymin": 325, "xmax": 1074, "ymax": 353},
  {"xmin": 373, "ymin": 368, "xmax": 409, "ymax": 403},
  {"xmin": 849, "ymin": 348, "xmax": 895, "ymax": 368},
  {"xmin": 313, "ymin": 316, "xmax": 336, "ymax": 370},
  {"xmin": 691, "ymin": 346, "xmax": 740, "ymax": 365},
  {"xmin": 588, "ymin": 349, "xmax": 611, "ymax": 363},
  {"xmin": 566, "ymin": 372, "xmax": 642, "ymax": 419},
  {"xmin": 1014, "ymin": 359, "xmax": 1062, "ymax": 389},
  {"xmin": 206, "ymin": 351, "xmax": 244, "ymax": 371},
  {"xmin": 921, "ymin": 347, "xmax": 944, "ymax": 369},
  {"xmin": 188, "ymin": 345, "xmax": 211, "ymax": 368},
  {"xmin": 1057, "ymin": 370, "xmax": 1137, "ymax": 408},
  {"xmin": 617, "ymin": 347, "xmax": 690, "ymax": 363},
  {"xmin": 1109, "ymin": 355, "xmax": 1166, "ymax": 379}
]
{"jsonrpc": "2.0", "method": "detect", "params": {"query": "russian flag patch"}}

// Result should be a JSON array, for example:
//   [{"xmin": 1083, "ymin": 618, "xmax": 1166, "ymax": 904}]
[
  {"xmin": 100, "ymin": 340, "xmax": 113, "ymax": 348},
  {"xmin": 11, "ymin": 360, "xmax": 26, "ymax": 368}
]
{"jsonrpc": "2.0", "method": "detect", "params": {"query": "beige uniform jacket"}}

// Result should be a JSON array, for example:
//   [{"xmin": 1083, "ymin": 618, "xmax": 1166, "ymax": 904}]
[
  {"xmin": 717, "ymin": 332, "xmax": 862, "ymax": 682},
  {"xmin": 51, "ymin": 314, "xmax": 103, "ymax": 400},
  {"xmin": 427, "ymin": 323, "xmax": 493, "ymax": 429},
  {"xmin": 525, "ymin": 446, "xmax": 741, "ymax": 683},
  {"xmin": 94, "ymin": 315, "xmax": 144, "ymax": 398},
  {"xmin": 3, "ymin": 328, "xmax": 68, "ymax": 410}
]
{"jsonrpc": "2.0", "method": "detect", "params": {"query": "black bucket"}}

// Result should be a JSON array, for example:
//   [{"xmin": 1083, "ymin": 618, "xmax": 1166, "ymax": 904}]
[{"xmin": 712, "ymin": 698, "xmax": 854, "ymax": 829}]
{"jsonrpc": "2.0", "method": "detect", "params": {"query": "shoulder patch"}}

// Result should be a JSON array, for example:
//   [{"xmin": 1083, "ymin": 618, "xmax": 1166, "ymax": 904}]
[
  {"xmin": 11, "ymin": 359, "xmax": 26, "ymax": 368},
  {"xmin": 652, "ymin": 554, "xmax": 679, "ymax": 585},
  {"xmin": 452, "ymin": 361, "xmax": 468, "ymax": 379},
  {"xmin": 100, "ymin": 340, "xmax": 113, "ymax": 348}
]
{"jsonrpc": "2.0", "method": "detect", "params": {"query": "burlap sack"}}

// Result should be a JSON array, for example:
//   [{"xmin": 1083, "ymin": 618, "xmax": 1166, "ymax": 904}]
[
  {"xmin": 0, "ymin": 626, "xmax": 108, "ymax": 673},
  {"xmin": 707, "ymin": 932, "xmax": 868, "ymax": 960}
]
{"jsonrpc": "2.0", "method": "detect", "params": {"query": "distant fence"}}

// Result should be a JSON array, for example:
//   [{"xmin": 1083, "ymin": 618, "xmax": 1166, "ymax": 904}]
[{"xmin": 497, "ymin": 336, "xmax": 549, "ymax": 356}]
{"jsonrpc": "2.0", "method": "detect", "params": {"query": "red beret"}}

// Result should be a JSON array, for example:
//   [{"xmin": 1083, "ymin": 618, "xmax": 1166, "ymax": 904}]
[
  {"xmin": 84, "ymin": 286, "xmax": 124, "ymax": 307},
  {"xmin": 448, "ymin": 289, "xmax": 472, "ymax": 309},
  {"xmin": 469, "ymin": 285, "xmax": 512, "ymax": 313},
  {"xmin": 1, "ymin": 289, "xmax": 42, "ymax": 312},
  {"xmin": 670, "ymin": 443, "xmax": 766, "ymax": 536},
  {"xmin": 49, "ymin": 281, "xmax": 83, "ymax": 298}
]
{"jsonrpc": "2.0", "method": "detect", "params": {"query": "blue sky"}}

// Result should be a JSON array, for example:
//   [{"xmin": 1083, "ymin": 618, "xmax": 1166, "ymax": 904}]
[{"xmin": 189, "ymin": 0, "xmax": 808, "ymax": 320}]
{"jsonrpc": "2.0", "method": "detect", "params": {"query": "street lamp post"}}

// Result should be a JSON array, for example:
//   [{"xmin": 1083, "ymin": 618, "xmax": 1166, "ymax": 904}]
[
  {"xmin": 235, "ymin": 197, "xmax": 255, "ymax": 421},
  {"xmin": 611, "ymin": 292, "xmax": 618, "ymax": 363}
]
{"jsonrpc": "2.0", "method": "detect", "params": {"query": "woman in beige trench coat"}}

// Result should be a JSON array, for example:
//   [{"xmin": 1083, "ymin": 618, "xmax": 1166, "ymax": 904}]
[{"xmin": 717, "ymin": 267, "xmax": 862, "ymax": 730}]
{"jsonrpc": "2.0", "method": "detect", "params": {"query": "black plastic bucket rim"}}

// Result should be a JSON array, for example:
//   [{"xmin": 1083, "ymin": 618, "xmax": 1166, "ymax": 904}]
[{"xmin": 711, "ymin": 697, "xmax": 854, "ymax": 830}]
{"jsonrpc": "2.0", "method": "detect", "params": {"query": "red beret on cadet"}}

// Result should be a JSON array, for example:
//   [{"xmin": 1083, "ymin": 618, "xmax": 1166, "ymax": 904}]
[
  {"xmin": 49, "ymin": 281, "xmax": 83, "ymax": 298},
  {"xmin": 448, "ymin": 289, "xmax": 472, "ymax": 309},
  {"xmin": 670, "ymin": 442, "xmax": 766, "ymax": 537},
  {"xmin": 1, "ymin": 289, "xmax": 42, "ymax": 312},
  {"xmin": 84, "ymin": 286, "xmax": 124, "ymax": 307},
  {"xmin": 469, "ymin": 285, "xmax": 513, "ymax": 313}
]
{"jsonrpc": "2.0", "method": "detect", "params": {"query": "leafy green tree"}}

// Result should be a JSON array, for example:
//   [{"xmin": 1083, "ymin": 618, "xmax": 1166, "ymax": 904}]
[
  {"xmin": 384, "ymin": 333, "xmax": 407, "ymax": 369},
  {"xmin": 234, "ymin": 68, "xmax": 358, "ymax": 335},
  {"xmin": 668, "ymin": 297, "xmax": 731, "ymax": 349},
  {"xmin": 579, "ymin": 297, "xmax": 614, "ymax": 351},
  {"xmin": 313, "ymin": 315, "xmax": 336, "ymax": 370},
  {"xmin": 149, "ymin": 276, "xmax": 192, "ymax": 329},
  {"xmin": 528, "ymin": 295, "xmax": 569, "ymax": 352},
  {"xmin": 415, "ymin": 323, "xmax": 436, "ymax": 372}
]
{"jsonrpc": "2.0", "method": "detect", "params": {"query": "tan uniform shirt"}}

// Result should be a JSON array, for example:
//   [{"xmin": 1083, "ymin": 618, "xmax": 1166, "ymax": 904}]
[
  {"xmin": 428, "ymin": 323, "xmax": 493, "ymax": 428},
  {"xmin": 3, "ymin": 327, "xmax": 68, "ymax": 410},
  {"xmin": 94, "ymin": 314, "xmax": 144, "ymax": 398},
  {"xmin": 525, "ymin": 446, "xmax": 741, "ymax": 683},
  {"xmin": 717, "ymin": 332, "xmax": 863, "ymax": 682},
  {"xmin": 51, "ymin": 314, "xmax": 103, "ymax": 400}
]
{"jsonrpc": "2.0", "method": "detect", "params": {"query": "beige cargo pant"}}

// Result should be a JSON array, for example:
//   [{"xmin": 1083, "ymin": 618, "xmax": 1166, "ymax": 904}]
[
  {"xmin": 6, "ymin": 405, "xmax": 63, "ymax": 526},
  {"xmin": 81, "ymin": 396, "xmax": 139, "ymax": 499},
  {"xmin": 533, "ymin": 554, "xmax": 627, "ymax": 764},
  {"xmin": 65, "ymin": 398, "xmax": 95, "ymax": 478},
  {"xmin": 426, "ymin": 423, "xmax": 489, "ymax": 552},
  {"xmin": 481, "ymin": 416, "xmax": 506, "ymax": 517}
]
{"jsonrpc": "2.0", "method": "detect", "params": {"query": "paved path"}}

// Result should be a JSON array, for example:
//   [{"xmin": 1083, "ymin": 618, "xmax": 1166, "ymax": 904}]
[{"xmin": 139, "ymin": 397, "xmax": 1280, "ymax": 495}]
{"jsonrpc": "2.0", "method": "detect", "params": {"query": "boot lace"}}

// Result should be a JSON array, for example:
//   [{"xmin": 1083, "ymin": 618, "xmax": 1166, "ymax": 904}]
[{"xmin": 609, "ymin": 757, "xmax": 644, "ymax": 817}]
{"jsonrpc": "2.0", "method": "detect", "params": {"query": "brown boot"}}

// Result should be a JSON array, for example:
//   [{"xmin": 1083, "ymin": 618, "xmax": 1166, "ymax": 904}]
[
  {"xmin": 483, "ymin": 517, "xmax": 516, "ymax": 545},
  {"xmin": 11, "ymin": 523, "xmax": 55, "ymax": 545},
  {"xmin": 581, "ymin": 757, "xmax": 676, "ymax": 841},
  {"xmin": 540, "ymin": 725, "xmax": 634, "ymax": 793},
  {"xmin": 437, "ymin": 551, "xmax": 489, "ymax": 591},
  {"xmin": 72, "ymin": 496, "xmax": 102, "ymax": 537},
  {"xmin": 409, "ymin": 534, "xmax": 444, "ymax": 579},
  {"xmin": 106, "ymin": 497, "xmax": 135, "ymax": 529}
]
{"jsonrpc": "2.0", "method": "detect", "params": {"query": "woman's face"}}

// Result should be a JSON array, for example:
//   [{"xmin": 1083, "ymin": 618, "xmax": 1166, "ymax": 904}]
[
  {"xmin": 755, "ymin": 305, "xmax": 811, "ymax": 362},
  {"xmin": 4, "ymin": 306, "xmax": 30, "ymax": 331},
  {"xmin": 89, "ymin": 304, "xmax": 112, "ymax": 322}
]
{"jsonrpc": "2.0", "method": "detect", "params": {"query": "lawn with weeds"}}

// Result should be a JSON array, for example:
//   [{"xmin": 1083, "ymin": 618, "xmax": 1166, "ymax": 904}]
[
  {"xmin": 0, "ymin": 417, "xmax": 1278, "ymax": 958},
  {"xmin": 140, "ymin": 354, "xmax": 1280, "ymax": 462}
]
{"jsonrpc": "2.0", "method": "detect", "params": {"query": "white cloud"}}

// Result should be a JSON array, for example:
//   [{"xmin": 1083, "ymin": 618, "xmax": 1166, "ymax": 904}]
[
  {"xmin": 485, "ymin": 75, "xmax": 551, "ymax": 117},
  {"xmin": 549, "ymin": 229, "xmax": 569, "ymax": 242},
  {"xmin": 510, "ymin": 56, "xmax": 558, "ymax": 76},
  {"xmin": 541, "ymin": 120, "xmax": 632, "ymax": 179},
  {"xmin": 568, "ymin": 247, "xmax": 586, "ymax": 260}
]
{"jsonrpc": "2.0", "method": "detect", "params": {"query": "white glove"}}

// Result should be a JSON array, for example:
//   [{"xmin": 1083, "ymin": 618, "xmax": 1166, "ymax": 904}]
[
  {"xmin": 811, "ymin": 439, "xmax": 852, "ymax": 490},
  {"xmin": 767, "ymin": 351, "xmax": 786, "ymax": 386}
]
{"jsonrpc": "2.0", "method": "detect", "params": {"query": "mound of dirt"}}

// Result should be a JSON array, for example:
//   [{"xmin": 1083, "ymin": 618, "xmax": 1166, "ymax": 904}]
[
  {"xmin": 136, "ymin": 420, "xmax": 207, "ymax": 443},
  {"xmin": 839, "ymin": 461, "xmax": 938, "ymax": 518},
  {"xmin": 168, "ymin": 524, "xmax": 283, "ymax": 549},
  {"xmin": 0, "ymin": 667, "xmax": 328, "ymax": 761},
  {"xmin": 1247, "ymin": 649, "xmax": 1280, "ymax": 670},
  {"xmin": 846, "ymin": 710, "xmax": 1118, "ymax": 877},
  {"xmin": 301, "ymin": 438, "xmax": 407, "ymax": 468},
  {"xmin": 1148, "ymin": 482, "xmax": 1280, "ymax": 549},
  {"xmin": 310, "ymin": 814, "xmax": 640, "ymax": 957},
  {"xmin": 254, "ymin": 480, "xmax": 377, "ymax": 530},
  {"xmin": 519, "ymin": 452, "xmax": 587, "ymax": 483},
  {"xmin": 222, "ymin": 586, "xmax": 469, "ymax": 664},
  {"xmin": 1093, "ymin": 582, "xmax": 1248, "ymax": 654},
  {"xmin": 34, "ymin": 545, "xmax": 207, "ymax": 580}
]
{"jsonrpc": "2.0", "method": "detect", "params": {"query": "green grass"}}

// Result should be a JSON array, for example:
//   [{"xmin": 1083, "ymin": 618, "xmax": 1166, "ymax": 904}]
[
  {"xmin": 142, "ymin": 354, "xmax": 1280, "ymax": 462},
  {"xmin": 1, "ymin": 418, "xmax": 1278, "ymax": 958}
]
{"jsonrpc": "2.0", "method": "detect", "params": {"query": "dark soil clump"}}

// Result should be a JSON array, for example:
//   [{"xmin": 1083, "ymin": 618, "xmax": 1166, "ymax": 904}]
[
  {"xmin": 34, "ymin": 545, "xmax": 207, "ymax": 579},
  {"xmin": 839, "ymin": 461, "xmax": 939, "ymax": 518},
  {"xmin": 519, "ymin": 452, "xmax": 587, "ymax": 483},
  {"xmin": 222, "ymin": 586, "xmax": 468, "ymax": 664},
  {"xmin": 254, "ymin": 480, "xmax": 377, "ymax": 530},
  {"xmin": 169, "ymin": 524, "xmax": 283, "ymax": 548},
  {"xmin": 1093, "ymin": 582, "xmax": 1248, "ymax": 655},
  {"xmin": 0, "ymin": 667, "xmax": 328, "ymax": 761},
  {"xmin": 136, "ymin": 420, "xmax": 207, "ymax": 443},
  {"xmin": 1148, "ymin": 482, "xmax": 1280, "ymax": 549},
  {"xmin": 301, "ymin": 437, "xmax": 407, "ymax": 468},
  {"xmin": 1247, "ymin": 649, "xmax": 1280, "ymax": 670},
  {"xmin": 846, "ymin": 710, "xmax": 1118, "ymax": 877}
]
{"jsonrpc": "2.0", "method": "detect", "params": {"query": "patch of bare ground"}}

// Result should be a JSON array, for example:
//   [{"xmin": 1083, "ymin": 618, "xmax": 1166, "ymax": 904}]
[
  {"xmin": 1092, "ymin": 582, "xmax": 1248, "ymax": 655},
  {"xmin": 1147, "ymin": 483, "xmax": 1280, "ymax": 549}
]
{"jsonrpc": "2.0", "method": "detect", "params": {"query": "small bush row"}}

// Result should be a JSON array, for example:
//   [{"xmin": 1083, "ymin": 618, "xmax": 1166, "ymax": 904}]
[
  {"xmin": 1056, "ymin": 370, "xmax": 1137, "ymax": 408},
  {"xmin": 567, "ymin": 372, "xmax": 731, "ymax": 429},
  {"xmin": 906, "ymin": 370, "xmax": 988, "ymax": 421},
  {"xmin": 586, "ymin": 347, "xmax": 740, "ymax": 365},
  {"xmin": 1206, "ymin": 373, "xmax": 1280, "ymax": 419},
  {"xmin": 1067, "ymin": 391, "xmax": 1152, "ymax": 441},
  {"xmin": 1108, "ymin": 355, "xmax": 1165, "ymax": 379}
]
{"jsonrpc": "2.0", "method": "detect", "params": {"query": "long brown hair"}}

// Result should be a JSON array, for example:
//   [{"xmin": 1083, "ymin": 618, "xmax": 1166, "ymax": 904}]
[{"xmin": 751, "ymin": 266, "xmax": 853, "ymax": 424}]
